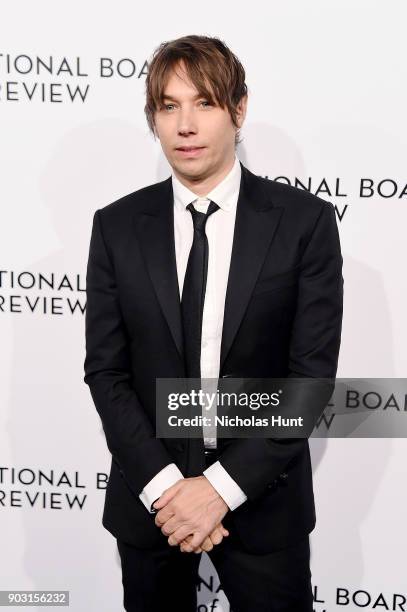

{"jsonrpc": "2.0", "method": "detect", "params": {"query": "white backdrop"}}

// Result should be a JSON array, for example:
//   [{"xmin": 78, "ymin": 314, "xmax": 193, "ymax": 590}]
[{"xmin": 1, "ymin": 1, "xmax": 406, "ymax": 610}]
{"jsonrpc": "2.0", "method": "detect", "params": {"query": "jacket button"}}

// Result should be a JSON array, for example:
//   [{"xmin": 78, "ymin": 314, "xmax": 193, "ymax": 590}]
[{"xmin": 279, "ymin": 472, "xmax": 289, "ymax": 485}]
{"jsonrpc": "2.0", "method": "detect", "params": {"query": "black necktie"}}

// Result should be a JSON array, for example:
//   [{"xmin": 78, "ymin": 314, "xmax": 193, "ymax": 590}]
[{"xmin": 181, "ymin": 200, "xmax": 220, "ymax": 379}]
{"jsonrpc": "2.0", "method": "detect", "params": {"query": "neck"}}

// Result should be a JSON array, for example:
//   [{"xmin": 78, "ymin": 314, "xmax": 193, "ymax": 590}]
[{"xmin": 173, "ymin": 156, "xmax": 235, "ymax": 197}]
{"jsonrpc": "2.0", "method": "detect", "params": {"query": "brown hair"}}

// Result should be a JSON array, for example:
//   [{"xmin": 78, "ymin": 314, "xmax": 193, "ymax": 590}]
[{"xmin": 144, "ymin": 35, "xmax": 248, "ymax": 146}]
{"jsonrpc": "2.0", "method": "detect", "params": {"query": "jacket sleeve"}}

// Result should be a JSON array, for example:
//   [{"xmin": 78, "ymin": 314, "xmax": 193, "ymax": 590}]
[
  {"xmin": 83, "ymin": 209, "xmax": 174, "ymax": 497},
  {"xmin": 217, "ymin": 201, "xmax": 344, "ymax": 502}
]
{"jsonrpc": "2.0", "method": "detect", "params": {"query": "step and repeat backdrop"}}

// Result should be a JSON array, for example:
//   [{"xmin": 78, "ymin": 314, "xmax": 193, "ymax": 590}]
[{"xmin": 1, "ymin": 1, "xmax": 406, "ymax": 610}]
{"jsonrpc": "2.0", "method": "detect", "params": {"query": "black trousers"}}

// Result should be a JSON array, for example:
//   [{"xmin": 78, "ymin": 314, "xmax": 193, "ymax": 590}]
[
  {"xmin": 116, "ymin": 453, "xmax": 313, "ymax": 611},
  {"xmin": 117, "ymin": 533, "xmax": 313, "ymax": 612}
]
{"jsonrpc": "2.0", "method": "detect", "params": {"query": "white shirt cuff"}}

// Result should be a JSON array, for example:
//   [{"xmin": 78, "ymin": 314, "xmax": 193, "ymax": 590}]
[
  {"xmin": 139, "ymin": 463, "xmax": 184, "ymax": 513},
  {"xmin": 203, "ymin": 460, "xmax": 247, "ymax": 511}
]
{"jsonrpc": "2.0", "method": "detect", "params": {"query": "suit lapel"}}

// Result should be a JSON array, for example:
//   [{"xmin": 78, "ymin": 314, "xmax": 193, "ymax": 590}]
[
  {"xmin": 135, "ymin": 177, "xmax": 184, "ymax": 361},
  {"xmin": 219, "ymin": 163, "xmax": 283, "ymax": 369},
  {"xmin": 134, "ymin": 162, "xmax": 283, "ymax": 370}
]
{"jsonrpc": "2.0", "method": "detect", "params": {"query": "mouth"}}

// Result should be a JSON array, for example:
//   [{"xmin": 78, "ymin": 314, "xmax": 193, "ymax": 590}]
[{"xmin": 175, "ymin": 146, "xmax": 206, "ymax": 158}]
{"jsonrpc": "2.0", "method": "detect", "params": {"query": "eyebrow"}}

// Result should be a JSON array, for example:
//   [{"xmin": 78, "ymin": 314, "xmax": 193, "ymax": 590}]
[{"xmin": 161, "ymin": 93, "xmax": 206, "ymax": 102}]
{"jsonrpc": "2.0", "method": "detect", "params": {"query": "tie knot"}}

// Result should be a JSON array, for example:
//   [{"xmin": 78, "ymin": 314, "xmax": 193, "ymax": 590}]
[{"xmin": 186, "ymin": 200, "xmax": 220, "ymax": 233}]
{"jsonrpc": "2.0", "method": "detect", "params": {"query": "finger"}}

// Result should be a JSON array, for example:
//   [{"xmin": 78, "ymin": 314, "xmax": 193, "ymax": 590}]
[
  {"xmin": 212, "ymin": 523, "xmax": 228, "ymax": 539},
  {"xmin": 160, "ymin": 516, "xmax": 182, "ymax": 536},
  {"xmin": 182, "ymin": 534, "xmax": 193, "ymax": 544},
  {"xmin": 180, "ymin": 535, "xmax": 201, "ymax": 553},
  {"xmin": 200, "ymin": 536, "xmax": 214, "ymax": 552},
  {"xmin": 154, "ymin": 508, "xmax": 175, "ymax": 528},
  {"xmin": 180, "ymin": 541, "xmax": 201, "ymax": 553},
  {"xmin": 183, "ymin": 536, "xmax": 207, "ymax": 554},
  {"xmin": 167, "ymin": 525, "xmax": 194, "ymax": 546},
  {"xmin": 182, "ymin": 531, "xmax": 205, "ymax": 553},
  {"xmin": 218, "ymin": 521, "xmax": 229, "ymax": 536},
  {"xmin": 152, "ymin": 480, "xmax": 183, "ymax": 511},
  {"xmin": 212, "ymin": 525, "xmax": 226, "ymax": 544},
  {"xmin": 209, "ymin": 529, "xmax": 223, "ymax": 546}
]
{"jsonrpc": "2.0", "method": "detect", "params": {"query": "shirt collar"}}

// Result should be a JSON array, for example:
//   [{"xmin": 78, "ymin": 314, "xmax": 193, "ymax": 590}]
[{"xmin": 172, "ymin": 155, "xmax": 241, "ymax": 213}]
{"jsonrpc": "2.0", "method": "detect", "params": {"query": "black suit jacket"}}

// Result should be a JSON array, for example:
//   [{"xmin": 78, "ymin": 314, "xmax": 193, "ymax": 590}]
[{"xmin": 83, "ymin": 161, "xmax": 343, "ymax": 554}]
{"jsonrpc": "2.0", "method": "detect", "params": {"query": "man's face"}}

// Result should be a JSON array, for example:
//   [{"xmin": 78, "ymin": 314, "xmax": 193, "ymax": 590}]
[{"xmin": 153, "ymin": 61, "xmax": 247, "ymax": 184}]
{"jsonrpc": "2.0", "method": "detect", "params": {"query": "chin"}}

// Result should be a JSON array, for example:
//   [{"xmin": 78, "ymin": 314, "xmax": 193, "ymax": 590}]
[{"xmin": 174, "ymin": 159, "xmax": 208, "ymax": 176}]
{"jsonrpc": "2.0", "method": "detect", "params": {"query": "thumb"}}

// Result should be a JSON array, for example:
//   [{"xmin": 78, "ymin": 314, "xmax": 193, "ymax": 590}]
[{"xmin": 152, "ymin": 479, "xmax": 183, "ymax": 510}]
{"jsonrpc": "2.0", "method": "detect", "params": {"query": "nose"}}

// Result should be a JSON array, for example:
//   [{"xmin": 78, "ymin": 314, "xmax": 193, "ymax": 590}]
[{"xmin": 177, "ymin": 106, "xmax": 197, "ymax": 136}]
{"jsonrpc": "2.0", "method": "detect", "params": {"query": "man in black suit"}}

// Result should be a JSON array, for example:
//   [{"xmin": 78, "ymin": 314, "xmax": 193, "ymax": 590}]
[{"xmin": 84, "ymin": 34, "xmax": 343, "ymax": 611}]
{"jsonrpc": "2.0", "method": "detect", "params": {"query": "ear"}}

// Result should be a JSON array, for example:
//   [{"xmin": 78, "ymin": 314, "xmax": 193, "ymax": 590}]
[{"xmin": 236, "ymin": 94, "xmax": 248, "ymax": 128}]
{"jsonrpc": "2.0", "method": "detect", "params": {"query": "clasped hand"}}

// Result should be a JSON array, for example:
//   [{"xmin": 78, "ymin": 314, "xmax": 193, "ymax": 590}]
[{"xmin": 153, "ymin": 476, "xmax": 229, "ymax": 553}]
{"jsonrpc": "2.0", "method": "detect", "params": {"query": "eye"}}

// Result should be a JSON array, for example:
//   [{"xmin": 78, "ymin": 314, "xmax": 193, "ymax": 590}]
[
  {"xmin": 199, "ymin": 100, "xmax": 211, "ymax": 107},
  {"xmin": 163, "ymin": 103, "xmax": 176, "ymax": 111}
]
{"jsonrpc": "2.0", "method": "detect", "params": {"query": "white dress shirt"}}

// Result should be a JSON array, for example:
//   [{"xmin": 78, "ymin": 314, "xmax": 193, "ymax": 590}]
[{"xmin": 139, "ymin": 155, "xmax": 248, "ymax": 512}]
